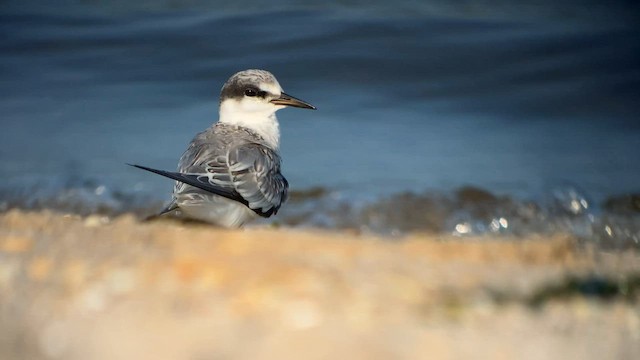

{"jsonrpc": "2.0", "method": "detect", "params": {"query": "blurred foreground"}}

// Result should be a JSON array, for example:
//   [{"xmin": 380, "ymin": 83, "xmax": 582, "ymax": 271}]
[{"xmin": 1, "ymin": 210, "xmax": 638, "ymax": 359}]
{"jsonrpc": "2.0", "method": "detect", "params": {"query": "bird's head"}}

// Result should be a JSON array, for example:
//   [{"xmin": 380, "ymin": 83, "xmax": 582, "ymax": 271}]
[{"xmin": 218, "ymin": 69, "xmax": 315, "ymax": 119}]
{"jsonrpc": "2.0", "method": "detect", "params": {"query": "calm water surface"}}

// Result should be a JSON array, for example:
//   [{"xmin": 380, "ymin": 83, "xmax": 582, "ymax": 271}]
[{"xmin": 1, "ymin": 2, "xmax": 639, "ymax": 244}]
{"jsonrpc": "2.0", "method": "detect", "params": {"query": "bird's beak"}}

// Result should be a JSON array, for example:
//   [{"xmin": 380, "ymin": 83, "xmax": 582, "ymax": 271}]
[{"xmin": 270, "ymin": 92, "xmax": 316, "ymax": 110}]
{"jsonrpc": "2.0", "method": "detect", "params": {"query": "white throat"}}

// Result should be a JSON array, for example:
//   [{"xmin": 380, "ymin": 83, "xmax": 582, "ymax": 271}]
[{"xmin": 218, "ymin": 99, "xmax": 282, "ymax": 149}]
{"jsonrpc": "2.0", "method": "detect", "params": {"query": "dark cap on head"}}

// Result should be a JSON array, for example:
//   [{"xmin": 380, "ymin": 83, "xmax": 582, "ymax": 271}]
[
  {"xmin": 218, "ymin": 69, "xmax": 316, "ymax": 110},
  {"xmin": 219, "ymin": 69, "xmax": 280, "ymax": 103}
]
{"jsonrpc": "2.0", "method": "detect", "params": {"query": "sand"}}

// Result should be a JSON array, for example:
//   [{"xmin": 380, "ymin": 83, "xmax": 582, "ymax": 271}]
[{"xmin": 0, "ymin": 210, "xmax": 638, "ymax": 359}]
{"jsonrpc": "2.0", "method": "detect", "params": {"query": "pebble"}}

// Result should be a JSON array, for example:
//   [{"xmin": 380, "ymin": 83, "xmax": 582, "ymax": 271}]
[
  {"xmin": 28, "ymin": 256, "xmax": 53, "ymax": 281},
  {"xmin": 83, "ymin": 215, "xmax": 110, "ymax": 227},
  {"xmin": 1, "ymin": 235, "xmax": 33, "ymax": 253}
]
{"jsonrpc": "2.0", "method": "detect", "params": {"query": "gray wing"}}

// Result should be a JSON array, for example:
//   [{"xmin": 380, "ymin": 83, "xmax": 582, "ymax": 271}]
[
  {"xmin": 227, "ymin": 143, "xmax": 288, "ymax": 215},
  {"xmin": 176, "ymin": 139, "xmax": 289, "ymax": 217}
]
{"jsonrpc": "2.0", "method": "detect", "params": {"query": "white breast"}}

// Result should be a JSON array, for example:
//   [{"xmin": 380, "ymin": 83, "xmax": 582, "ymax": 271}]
[{"xmin": 218, "ymin": 98, "xmax": 281, "ymax": 149}]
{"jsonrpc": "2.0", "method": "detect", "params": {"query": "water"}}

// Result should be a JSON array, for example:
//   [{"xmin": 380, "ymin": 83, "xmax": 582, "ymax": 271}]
[{"xmin": 1, "ymin": 1, "xmax": 639, "ymax": 247}]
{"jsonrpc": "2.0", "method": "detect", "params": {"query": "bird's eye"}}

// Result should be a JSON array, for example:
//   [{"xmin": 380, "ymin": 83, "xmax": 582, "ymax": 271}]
[{"xmin": 244, "ymin": 88, "xmax": 257, "ymax": 97}]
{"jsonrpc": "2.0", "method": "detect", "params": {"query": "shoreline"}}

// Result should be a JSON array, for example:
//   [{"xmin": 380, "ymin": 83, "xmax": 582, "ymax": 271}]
[
  {"xmin": 3, "ymin": 186, "xmax": 638, "ymax": 249},
  {"xmin": 1, "ymin": 209, "xmax": 639, "ymax": 359}
]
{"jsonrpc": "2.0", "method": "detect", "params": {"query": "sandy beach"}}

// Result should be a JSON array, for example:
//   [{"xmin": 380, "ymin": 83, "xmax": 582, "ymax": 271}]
[{"xmin": 0, "ymin": 210, "xmax": 638, "ymax": 359}]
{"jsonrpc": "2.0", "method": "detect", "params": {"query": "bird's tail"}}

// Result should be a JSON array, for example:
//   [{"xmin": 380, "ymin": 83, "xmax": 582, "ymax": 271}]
[{"xmin": 143, "ymin": 201, "xmax": 179, "ymax": 222}]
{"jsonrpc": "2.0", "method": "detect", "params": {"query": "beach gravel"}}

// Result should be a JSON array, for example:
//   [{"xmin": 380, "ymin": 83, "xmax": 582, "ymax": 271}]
[{"xmin": 0, "ymin": 210, "xmax": 638, "ymax": 359}]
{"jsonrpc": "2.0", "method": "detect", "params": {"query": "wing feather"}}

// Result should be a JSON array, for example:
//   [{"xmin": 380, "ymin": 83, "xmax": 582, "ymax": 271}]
[
  {"xmin": 227, "ymin": 143, "xmax": 288, "ymax": 215},
  {"xmin": 130, "ymin": 140, "xmax": 288, "ymax": 218}
]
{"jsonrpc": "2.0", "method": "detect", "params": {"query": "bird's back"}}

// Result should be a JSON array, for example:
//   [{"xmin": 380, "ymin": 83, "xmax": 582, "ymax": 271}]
[
  {"xmin": 178, "ymin": 123, "xmax": 264, "ymax": 173},
  {"xmin": 171, "ymin": 123, "xmax": 286, "ymax": 227}
]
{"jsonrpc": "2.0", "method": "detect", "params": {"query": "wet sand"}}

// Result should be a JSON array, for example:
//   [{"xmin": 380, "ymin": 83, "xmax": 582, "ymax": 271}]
[{"xmin": 1, "ymin": 210, "xmax": 638, "ymax": 359}]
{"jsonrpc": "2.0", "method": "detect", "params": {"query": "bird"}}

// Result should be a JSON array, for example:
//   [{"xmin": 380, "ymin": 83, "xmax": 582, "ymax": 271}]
[{"xmin": 130, "ymin": 69, "xmax": 316, "ymax": 227}]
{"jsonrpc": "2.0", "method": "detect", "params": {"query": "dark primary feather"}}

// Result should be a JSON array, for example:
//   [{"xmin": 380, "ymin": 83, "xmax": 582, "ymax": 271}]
[{"xmin": 128, "ymin": 164, "xmax": 247, "ymax": 204}]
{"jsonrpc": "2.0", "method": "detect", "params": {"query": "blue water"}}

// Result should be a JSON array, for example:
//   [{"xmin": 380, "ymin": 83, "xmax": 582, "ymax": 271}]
[{"xmin": 1, "ymin": 1, "xmax": 639, "ymax": 245}]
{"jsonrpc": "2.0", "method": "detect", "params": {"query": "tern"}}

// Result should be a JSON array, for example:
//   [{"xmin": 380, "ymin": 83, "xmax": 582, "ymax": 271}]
[{"xmin": 130, "ymin": 69, "xmax": 315, "ymax": 227}]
